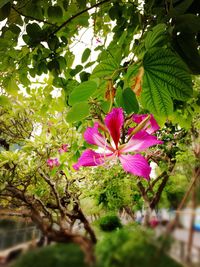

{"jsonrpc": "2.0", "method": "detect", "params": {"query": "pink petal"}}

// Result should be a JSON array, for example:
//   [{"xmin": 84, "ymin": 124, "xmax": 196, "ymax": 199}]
[
  {"xmin": 119, "ymin": 154, "xmax": 151, "ymax": 179},
  {"xmin": 47, "ymin": 158, "xmax": 59, "ymax": 168},
  {"xmin": 84, "ymin": 123, "xmax": 113, "ymax": 151},
  {"xmin": 58, "ymin": 145, "xmax": 68, "ymax": 154},
  {"xmin": 104, "ymin": 108, "xmax": 124, "ymax": 149},
  {"xmin": 120, "ymin": 130, "xmax": 163, "ymax": 153},
  {"xmin": 73, "ymin": 149, "xmax": 113, "ymax": 170},
  {"xmin": 132, "ymin": 114, "xmax": 160, "ymax": 134}
]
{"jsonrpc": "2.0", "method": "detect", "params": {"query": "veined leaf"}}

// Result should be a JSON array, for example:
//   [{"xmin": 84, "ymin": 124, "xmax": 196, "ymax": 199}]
[
  {"xmin": 141, "ymin": 71, "xmax": 173, "ymax": 116},
  {"xmin": 68, "ymin": 81, "xmax": 97, "ymax": 105},
  {"xmin": 145, "ymin": 24, "xmax": 167, "ymax": 50},
  {"xmin": 66, "ymin": 102, "xmax": 90, "ymax": 123},
  {"xmin": 124, "ymin": 63, "xmax": 140, "ymax": 88},
  {"xmin": 142, "ymin": 48, "xmax": 192, "ymax": 115},
  {"xmin": 91, "ymin": 57, "xmax": 119, "ymax": 79}
]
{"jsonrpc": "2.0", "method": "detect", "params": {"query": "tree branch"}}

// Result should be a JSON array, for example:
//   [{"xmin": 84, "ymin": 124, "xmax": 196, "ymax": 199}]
[
  {"xmin": 11, "ymin": 5, "xmax": 56, "ymax": 26},
  {"xmin": 50, "ymin": 0, "xmax": 112, "ymax": 36},
  {"xmin": 38, "ymin": 168, "xmax": 65, "ymax": 217}
]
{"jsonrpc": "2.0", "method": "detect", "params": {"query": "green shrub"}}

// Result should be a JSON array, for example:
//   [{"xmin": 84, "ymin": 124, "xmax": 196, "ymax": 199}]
[
  {"xmin": 13, "ymin": 243, "xmax": 88, "ymax": 267},
  {"xmin": 98, "ymin": 215, "xmax": 122, "ymax": 232},
  {"xmin": 96, "ymin": 226, "xmax": 182, "ymax": 267}
]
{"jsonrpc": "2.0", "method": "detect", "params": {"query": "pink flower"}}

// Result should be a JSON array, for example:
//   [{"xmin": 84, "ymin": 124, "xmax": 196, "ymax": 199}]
[
  {"xmin": 132, "ymin": 114, "xmax": 160, "ymax": 134},
  {"xmin": 58, "ymin": 144, "xmax": 68, "ymax": 154},
  {"xmin": 47, "ymin": 158, "xmax": 60, "ymax": 169},
  {"xmin": 73, "ymin": 108, "xmax": 162, "ymax": 180}
]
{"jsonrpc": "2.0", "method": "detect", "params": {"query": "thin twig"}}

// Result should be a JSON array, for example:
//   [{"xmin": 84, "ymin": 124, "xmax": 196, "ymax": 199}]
[{"xmin": 50, "ymin": 0, "xmax": 112, "ymax": 36}]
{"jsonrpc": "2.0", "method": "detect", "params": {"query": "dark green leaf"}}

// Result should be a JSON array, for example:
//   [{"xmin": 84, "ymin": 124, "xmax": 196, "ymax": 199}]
[
  {"xmin": 70, "ymin": 65, "xmax": 83, "ymax": 76},
  {"xmin": 9, "ymin": 24, "xmax": 21, "ymax": 35},
  {"xmin": 66, "ymin": 102, "xmax": 90, "ymax": 123},
  {"xmin": 145, "ymin": 24, "xmax": 167, "ymax": 50},
  {"xmin": 169, "ymin": 0, "xmax": 194, "ymax": 17},
  {"xmin": 47, "ymin": 59, "xmax": 60, "ymax": 71},
  {"xmin": 79, "ymin": 71, "xmax": 90, "ymax": 82},
  {"xmin": 26, "ymin": 23, "xmax": 42, "ymax": 39},
  {"xmin": 47, "ymin": 6, "xmax": 63, "ymax": 19},
  {"xmin": 108, "ymin": 5, "xmax": 122, "ymax": 20},
  {"xmin": 0, "ymin": 2, "xmax": 11, "ymax": 21},
  {"xmin": 0, "ymin": 0, "xmax": 10, "ymax": 8},
  {"xmin": 47, "ymin": 36, "xmax": 60, "ymax": 50}
]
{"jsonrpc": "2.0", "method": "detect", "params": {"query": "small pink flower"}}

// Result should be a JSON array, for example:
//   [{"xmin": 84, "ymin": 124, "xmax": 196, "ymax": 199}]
[
  {"xmin": 73, "ymin": 108, "xmax": 163, "ymax": 180},
  {"xmin": 58, "ymin": 144, "xmax": 68, "ymax": 154},
  {"xmin": 47, "ymin": 158, "xmax": 60, "ymax": 169}
]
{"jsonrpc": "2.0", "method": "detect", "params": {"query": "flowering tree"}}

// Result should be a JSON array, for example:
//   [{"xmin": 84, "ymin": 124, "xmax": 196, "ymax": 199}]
[{"xmin": 0, "ymin": 0, "xmax": 200, "ymax": 264}]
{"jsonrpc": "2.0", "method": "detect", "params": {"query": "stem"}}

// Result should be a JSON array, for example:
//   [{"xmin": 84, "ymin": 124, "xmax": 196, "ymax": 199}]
[
  {"xmin": 11, "ymin": 5, "xmax": 56, "ymax": 26},
  {"xmin": 50, "ymin": 0, "xmax": 112, "ymax": 36}
]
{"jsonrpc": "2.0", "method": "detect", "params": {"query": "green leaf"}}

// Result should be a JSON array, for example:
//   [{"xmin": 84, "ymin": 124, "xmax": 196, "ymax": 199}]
[
  {"xmin": 4, "ymin": 76, "xmax": 19, "ymax": 95},
  {"xmin": 169, "ymin": 0, "xmax": 194, "ymax": 17},
  {"xmin": 66, "ymin": 102, "xmax": 90, "ymax": 123},
  {"xmin": 47, "ymin": 59, "xmax": 60, "ymax": 72},
  {"xmin": 115, "ymin": 87, "xmax": 124, "ymax": 108},
  {"xmin": 47, "ymin": 35, "xmax": 60, "ymax": 50},
  {"xmin": 115, "ymin": 88, "xmax": 139, "ymax": 114},
  {"xmin": 145, "ymin": 24, "xmax": 167, "ymax": 50},
  {"xmin": 108, "ymin": 5, "xmax": 122, "ymax": 20},
  {"xmin": 91, "ymin": 57, "xmax": 119, "ymax": 79},
  {"xmin": 0, "ymin": 2, "xmax": 11, "ymax": 21},
  {"xmin": 101, "ymin": 101, "xmax": 110, "ymax": 113},
  {"xmin": 47, "ymin": 6, "xmax": 63, "ymax": 20},
  {"xmin": 122, "ymin": 88, "xmax": 139, "ymax": 114},
  {"xmin": 0, "ymin": 95, "xmax": 10, "ymax": 106},
  {"xmin": 124, "ymin": 64, "xmax": 140, "ymax": 88},
  {"xmin": 81, "ymin": 48, "xmax": 91, "ymax": 63},
  {"xmin": 141, "ymin": 71, "xmax": 173, "ymax": 116},
  {"xmin": 68, "ymin": 81, "xmax": 97, "ymax": 105},
  {"xmin": 70, "ymin": 65, "xmax": 83, "ymax": 76},
  {"xmin": 0, "ymin": 0, "xmax": 10, "ymax": 9},
  {"xmin": 26, "ymin": 23, "xmax": 42, "ymax": 39},
  {"xmin": 141, "ymin": 48, "xmax": 192, "ymax": 116}
]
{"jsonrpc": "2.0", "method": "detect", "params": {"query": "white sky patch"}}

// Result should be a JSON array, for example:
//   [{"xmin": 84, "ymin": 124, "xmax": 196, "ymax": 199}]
[
  {"xmin": 150, "ymin": 161, "xmax": 157, "ymax": 179},
  {"xmin": 30, "ymin": 123, "xmax": 42, "ymax": 141}
]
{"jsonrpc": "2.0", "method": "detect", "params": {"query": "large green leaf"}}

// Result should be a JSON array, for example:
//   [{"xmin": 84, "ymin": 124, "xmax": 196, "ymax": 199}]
[
  {"xmin": 141, "ymin": 72, "xmax": 173, "ymax": 116},
  {"xmin": 122, "ymin": 88, "xmax": 139, "ymax": 114},
  {"xmin": 145, "ymin": 24, "xmax": 167, "ymax": 50},
  {"xmin": 115, "ymin": 88, "xmax": 139, "ymax": 114},
  {"xmin": 91, "ymin": 57, "xmax": 119, "ymax": 79},
  {"xmin": 66, "ymin": 102, "xmax": 90, "ymax": 123},
  {"xmin": 141, "ymin": 48, "xmax": 192, "ymax": 116},
  {"xmin": 68, "ymin": 81, "xmax": 97, "ymax": 105}
]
